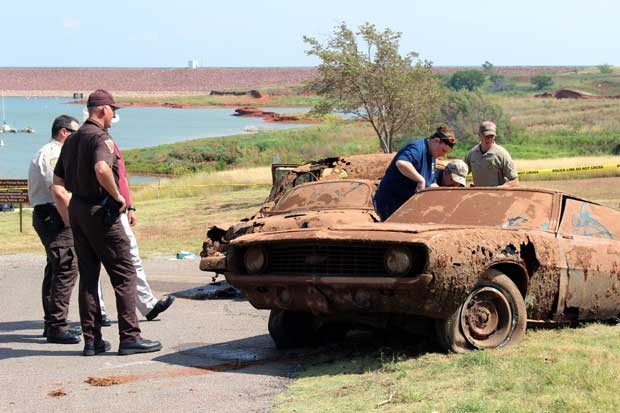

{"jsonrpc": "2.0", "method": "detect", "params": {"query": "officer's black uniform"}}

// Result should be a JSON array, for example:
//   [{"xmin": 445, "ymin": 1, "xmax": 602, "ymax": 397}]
[{"xmin": 54, "ymin": 118, "xmax": 140, "ymax": 345}]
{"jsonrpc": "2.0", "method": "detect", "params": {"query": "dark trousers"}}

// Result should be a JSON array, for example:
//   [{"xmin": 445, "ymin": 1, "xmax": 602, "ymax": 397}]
[
  {"xmin": 33, "ymin": 207, "xmax": 78, "ymax": 335},
  {"xmin": 68, "ymin": 200, "xmax": 141, "ymax": 344}
]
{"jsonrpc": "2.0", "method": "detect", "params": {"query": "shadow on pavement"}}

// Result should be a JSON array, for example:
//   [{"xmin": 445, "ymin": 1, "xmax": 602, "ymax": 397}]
[
  {"xmin": 153, "ymin": 334, "xmax": 306, "ymax": 378},
  {"xmin": 0, "ymin": 320, "xmax": 44, "ymax": 333}
]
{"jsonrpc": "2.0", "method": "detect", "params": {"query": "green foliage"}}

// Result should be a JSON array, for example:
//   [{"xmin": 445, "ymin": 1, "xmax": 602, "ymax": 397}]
[
  {"xmin": 482, "ymin": 61, "xmax": 496, "ymax": 76},
  {"xmin": 487, "ymin": 73, "xmax": 512, "ymax": 92},
  {"xmin": 304, "ymin": 22, "xmax": 445, "ymax": 153},
  {"xmin": 530, "ymin": 74, "xmax": 554, "ymax": 90},
  {"xmin": 598, "ymin": 64, "xmax": 613, "ymax": 74},
  {"xmin": 122, "ymin": 122, "xmax": 381, "ymax": 176},
  {"xmin": 448, "ymin": 70, "xmax": 486, "ymax": 91},
  {"xmin": 440, "ymin": 90, "xmax": 515, "ymax": 148}
]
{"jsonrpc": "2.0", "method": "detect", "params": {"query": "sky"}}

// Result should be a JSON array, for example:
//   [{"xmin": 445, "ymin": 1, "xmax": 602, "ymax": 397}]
[{"xmin": 1, "ymin": 0, "xmax": 618, "ymax": 68}]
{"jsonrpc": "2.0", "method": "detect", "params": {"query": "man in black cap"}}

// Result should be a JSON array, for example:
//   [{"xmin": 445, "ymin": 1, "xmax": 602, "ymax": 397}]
[
  {"xmin": 28, "ymin": 115, "xmax": 81, "ymax": 344},
  {"xmin": 53, "ymin": 89, "xmax": 161, "ymax": 356}
]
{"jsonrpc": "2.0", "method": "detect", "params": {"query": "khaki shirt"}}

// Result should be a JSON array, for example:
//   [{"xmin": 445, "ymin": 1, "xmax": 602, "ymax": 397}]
[
  {"xmin": 54, "ymin": 118, "xmax": 118, "ymax": 200},
  {"xmin": 28, "ymin": 139, "xmax": 62, "ymax": 206},
  {"xmin": 464, "ymin": 143, "xmax": 517, "ymax": 187}
]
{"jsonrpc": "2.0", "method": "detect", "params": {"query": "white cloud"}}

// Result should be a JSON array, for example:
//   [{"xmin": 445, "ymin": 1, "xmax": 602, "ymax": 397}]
[{"xmin": 63, "ymin": 18, "xmax": 81, "ymax": 30}]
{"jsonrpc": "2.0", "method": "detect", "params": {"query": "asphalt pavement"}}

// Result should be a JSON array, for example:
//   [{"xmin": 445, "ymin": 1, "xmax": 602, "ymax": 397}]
[{"xmin": 0, "ymin": 254, "xmax": 297, "ymax": 412}]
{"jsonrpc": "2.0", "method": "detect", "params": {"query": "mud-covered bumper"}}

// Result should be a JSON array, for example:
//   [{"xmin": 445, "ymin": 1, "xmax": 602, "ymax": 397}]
[
  {"xmin": 199, "ymin": 255, "xmax": 226, "ymax": 272},
  {"xmin": 226, "ymin": 273, "xmax": 439, "ymax": 317}
]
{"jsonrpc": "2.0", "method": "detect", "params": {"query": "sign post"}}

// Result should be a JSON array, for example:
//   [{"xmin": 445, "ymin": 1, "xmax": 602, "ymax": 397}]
[{"xmin": 0, "ymin": 179, "xmax": 29, "ymax": 233}]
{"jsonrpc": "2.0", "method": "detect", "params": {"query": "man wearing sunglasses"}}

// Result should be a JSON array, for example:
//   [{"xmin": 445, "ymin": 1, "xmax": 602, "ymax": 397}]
[
  {"xmin": 53, "ymin": 89, "xmax": 161, "ymax": 356},
  {"xmin": 464, "ymin": 121, "xmax": 519, "ymax": 187},
  {"xmin": 28, "ymin": 115, "xmax": 81, "ymax": 344},
  {"xmin": 374, "ymin": 123, "xmax": 456, "ymax": 221}
]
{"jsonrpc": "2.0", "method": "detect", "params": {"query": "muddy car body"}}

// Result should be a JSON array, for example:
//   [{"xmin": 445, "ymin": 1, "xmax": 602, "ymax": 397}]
[
  {"xmin": 225, "ymin": 187, "xmax": 620, "ymax": 351},
  {"xmin": 200, "ymin": 153, "xmax": 393, "ymax": 273}
]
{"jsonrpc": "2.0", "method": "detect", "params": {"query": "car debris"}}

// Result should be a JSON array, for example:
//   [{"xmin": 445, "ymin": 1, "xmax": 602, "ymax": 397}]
[{"xmin": 224, "ymin": 187, "xmax": 620, "ymax": 352}]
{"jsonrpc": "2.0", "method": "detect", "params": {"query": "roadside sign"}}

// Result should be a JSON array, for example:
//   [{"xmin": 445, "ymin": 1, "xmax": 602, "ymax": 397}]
[
  {"xmin": 0, "ymin": 179, "xmax": 29, "ymax": 203},
  {"xmin": 0, "ymin": 179, "xmax": 29, "ymax": 232}
]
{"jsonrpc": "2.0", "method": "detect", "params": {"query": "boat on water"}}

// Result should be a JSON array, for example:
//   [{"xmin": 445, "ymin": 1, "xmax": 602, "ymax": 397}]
[{"xmin": 0, "ymin": 94, "xmax": 35, "ymax": 133}]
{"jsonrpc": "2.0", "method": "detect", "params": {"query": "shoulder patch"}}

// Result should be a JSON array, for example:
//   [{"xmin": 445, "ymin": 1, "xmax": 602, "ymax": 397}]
[{"xmin": 104, "ymin": 139, "xmax": 115, "ymax": 154}]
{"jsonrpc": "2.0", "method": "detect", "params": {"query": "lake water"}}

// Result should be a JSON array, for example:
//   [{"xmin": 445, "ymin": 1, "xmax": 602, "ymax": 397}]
[{"xmin": 0, "ymin": 97, "xmax": 307, "ymax": 178}]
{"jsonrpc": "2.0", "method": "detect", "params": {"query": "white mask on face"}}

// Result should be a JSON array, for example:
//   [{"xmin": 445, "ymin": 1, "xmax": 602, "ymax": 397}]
[{"xmin": 111, "ymin": 113, "xmax": 120, "ymax": 124}]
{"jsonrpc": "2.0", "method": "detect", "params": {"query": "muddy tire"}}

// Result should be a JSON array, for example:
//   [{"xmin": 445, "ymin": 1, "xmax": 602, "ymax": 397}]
[
  {"xmin": 436, "ymin": 270, "xmax": 527, "ymax": 353},
  {"xmin": 268, "ymin": 309, "xmax": 317, "ymax": 349}
]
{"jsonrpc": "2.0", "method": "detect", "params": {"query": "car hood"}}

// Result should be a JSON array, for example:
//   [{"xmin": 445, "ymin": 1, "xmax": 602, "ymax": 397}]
[
  {"xmin": 226, "ymin": 209, "xmax": 378, "ymax": 240},
  {"xmin": 231, "ymin": 221, "xmax": 546, "ymax": 245}
]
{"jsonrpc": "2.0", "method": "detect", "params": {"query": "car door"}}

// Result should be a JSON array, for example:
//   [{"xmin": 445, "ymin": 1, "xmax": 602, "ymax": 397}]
[{"xmin": 557, "ymin": 197, "xmax": 620, "ymax": 320}]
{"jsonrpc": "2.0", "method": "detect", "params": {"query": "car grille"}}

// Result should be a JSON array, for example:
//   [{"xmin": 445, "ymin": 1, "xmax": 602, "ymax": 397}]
[{"xmin": 265, "ymin": 241, "xmax": 388, "ymax": 276}]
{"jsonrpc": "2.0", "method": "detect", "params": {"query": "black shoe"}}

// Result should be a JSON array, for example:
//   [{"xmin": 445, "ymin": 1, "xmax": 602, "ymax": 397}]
[
  {"xmin": 118, "ymin": 338, "xmax": 162, "ymax": 355},
  {"xmin": 145, "ymin": 295, "xmax": 175, "ymax": 321},
  {"xmin": 43, "ymin": 325, "xmax": 82, "ymax": 338},
  {"xmin": 47, "ymin": 330, "xmax": 81, "ymax": 344},
  {"xmin": 101, "ymin": 314, "xmax": 112, "ymax": 327},
  {"xmin": 83, "ymin": 340, "xmax": 111, "ymax": 356}
]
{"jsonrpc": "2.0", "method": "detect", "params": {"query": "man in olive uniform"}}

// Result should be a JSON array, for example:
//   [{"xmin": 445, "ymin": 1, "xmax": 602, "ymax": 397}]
[
  {"xmin": 53, "ymin": 89, "xmax": 161, "ymax": 356},
  {"xmin": 464, "ymin": 121, "xmax": 519, "ymax": 187}
]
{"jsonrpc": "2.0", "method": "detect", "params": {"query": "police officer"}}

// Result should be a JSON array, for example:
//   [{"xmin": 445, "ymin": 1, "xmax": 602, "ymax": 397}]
[
  {"xmin": 28, "ymin": 115, "xmax": 80, "ymax": 344},
  {"xmin": 53, "ymin": 89, "xmax": 161, "ymax": 356}
]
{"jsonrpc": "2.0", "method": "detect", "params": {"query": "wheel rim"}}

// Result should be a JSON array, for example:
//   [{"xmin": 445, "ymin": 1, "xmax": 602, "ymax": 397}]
[{"xmin": 460, "ymin": 286, "xmax": 514, "ymax": 349}]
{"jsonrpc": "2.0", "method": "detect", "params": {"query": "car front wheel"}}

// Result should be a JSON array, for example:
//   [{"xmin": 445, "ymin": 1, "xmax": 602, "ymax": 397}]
[
  {"xmin": 268, "ymin": 309, "xmax": 318, "ymax": 349},
  {"xmin": 436, "ymin": 270, "xmax": 527, "ymax": 353}
]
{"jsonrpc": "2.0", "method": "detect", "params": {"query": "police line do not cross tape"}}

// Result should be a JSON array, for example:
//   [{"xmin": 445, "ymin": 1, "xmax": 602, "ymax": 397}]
[{"xmin": 519, "ymin": 163, "xmax": 620, "ymax": 176}]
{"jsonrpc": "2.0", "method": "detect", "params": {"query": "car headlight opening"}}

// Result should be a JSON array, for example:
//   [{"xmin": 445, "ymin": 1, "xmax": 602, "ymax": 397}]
[
  {"xmin": 244, "ymin": 246, "xmax": 267, "ymax": 274},
  {"xmin": 384, "ymin": 246, "xmax": 413, "ymax": 275}
]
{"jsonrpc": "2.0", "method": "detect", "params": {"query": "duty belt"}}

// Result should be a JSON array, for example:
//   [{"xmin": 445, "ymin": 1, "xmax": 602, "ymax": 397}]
[{"xmin": 71, "ymin": 194, "xmax": 107, "ymax": 205}]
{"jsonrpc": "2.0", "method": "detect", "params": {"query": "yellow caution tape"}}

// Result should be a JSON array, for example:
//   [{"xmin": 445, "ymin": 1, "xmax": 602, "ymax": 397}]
[{"xmin": 519, "ymin": 163, "xmax": 620, "ymax": 176}]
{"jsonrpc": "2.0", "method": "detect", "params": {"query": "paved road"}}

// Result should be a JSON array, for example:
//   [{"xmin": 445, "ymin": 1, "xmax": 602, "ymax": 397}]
[{"xmin": 0, "ymin": 254, "xmax": 296, "ymax": 412}]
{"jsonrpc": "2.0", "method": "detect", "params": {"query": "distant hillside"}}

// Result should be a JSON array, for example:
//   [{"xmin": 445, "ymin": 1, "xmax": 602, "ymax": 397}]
[
  {"xmin": 0, "ymin": 66, "xmax": 586, "ymax": 96},
  {"xmin": 0, "ymin": 67, "xmax": 318, "ymax": 96}
]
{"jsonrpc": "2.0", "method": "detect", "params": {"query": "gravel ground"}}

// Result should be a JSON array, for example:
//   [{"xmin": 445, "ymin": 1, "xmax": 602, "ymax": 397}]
[{"xmin": 0, "ymin": 254, "xmax": 298, "ymax": 413}]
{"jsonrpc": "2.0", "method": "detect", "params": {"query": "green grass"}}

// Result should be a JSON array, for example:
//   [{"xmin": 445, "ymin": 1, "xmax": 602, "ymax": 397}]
[
  {"xmin": 275, "ymin": 324, "xmax": 620, "ymax": 413},
  {"xmin": 122, "ymin": 121, "xmax": 380, "ymax": 175}
]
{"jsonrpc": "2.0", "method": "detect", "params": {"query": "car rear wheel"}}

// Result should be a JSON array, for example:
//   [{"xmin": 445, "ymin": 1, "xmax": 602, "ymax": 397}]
[
  {"xmin": 436, "ymin": 271, "xmax": 526, "ymax": 353},
  {"xmin": 268, "ymin": 309, "xmax": 318, "ymax": 349}
]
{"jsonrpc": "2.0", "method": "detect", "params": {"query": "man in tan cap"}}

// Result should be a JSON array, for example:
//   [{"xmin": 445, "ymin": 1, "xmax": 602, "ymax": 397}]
[
  {"xmin": 464, "ymin": 121, "xmax": 519, "ymax": 187},
  {"xmin": 435, "ymin": 159, "xmax": 469, "ymax": 187},
  {"xmin": 53, "ymin": 89, "xmax": 161, "ymax": 356}
]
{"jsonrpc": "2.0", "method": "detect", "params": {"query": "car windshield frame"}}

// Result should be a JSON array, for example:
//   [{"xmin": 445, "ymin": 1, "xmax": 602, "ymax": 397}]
[
  {"xmin": 387, "ymin": 188, "xmax": 555, "ymax": 231},
  {"xmin": 272, "ymin": 180, "xmax": 375, "ymax": 213}
]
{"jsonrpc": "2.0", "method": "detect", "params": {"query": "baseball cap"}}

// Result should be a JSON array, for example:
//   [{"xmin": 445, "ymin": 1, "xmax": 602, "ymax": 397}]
[
  {"xmin": 445, "ymin": 159, "xmax": 468, "ymax": 187},
  {"xmin": 479, "ymin": 121, "xmax": 496, "ymax": 136},
  {"xmin": 87, "ymin": 89, "xmax": 123, "ymax": 109}
]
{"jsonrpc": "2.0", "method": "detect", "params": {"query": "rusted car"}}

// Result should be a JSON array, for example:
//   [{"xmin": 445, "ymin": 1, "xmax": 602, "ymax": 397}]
[
  {"xmin": 200, "ymin": 153, "xmax": 393, "ymax": 273},
  {"xmin": 225, "ymin": 187, "xmax": 620, "ymax": 351}
]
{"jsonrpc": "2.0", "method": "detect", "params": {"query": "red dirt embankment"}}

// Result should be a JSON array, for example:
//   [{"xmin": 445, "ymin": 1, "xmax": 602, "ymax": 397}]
[
  {"xmin": 0, "ymin": 67, "xmax": 317, "ymax": 96},
  {"xmin": 232, "ymin": 106, "xmax": 319, "ymax": 123}
]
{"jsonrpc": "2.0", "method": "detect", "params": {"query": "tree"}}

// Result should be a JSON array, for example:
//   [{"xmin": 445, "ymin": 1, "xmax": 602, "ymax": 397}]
[
  {"xmin": 440, "ymin": 90, "xmax": 514, "ymax": 147},
  {"xmin": 447, "ymin": 70, "xmax": 486, "ymax": 91},
  {"xmin": 598, "ymin": 63, "xmax": 613, "ymax": 74},
  {"xmin": 482, "ymin": 61, "xmax": 496, "ymax": 76},
  {"xmin": 488, "ymin": 73, "xmax": 510, "ymax": 92},
  {"xmin": 530, "ymin": 74, "xmax": 553, "ymax": 90},
  {"xmin": 304, "ymin": 22, "xmax": 444, "ymax": 153}
]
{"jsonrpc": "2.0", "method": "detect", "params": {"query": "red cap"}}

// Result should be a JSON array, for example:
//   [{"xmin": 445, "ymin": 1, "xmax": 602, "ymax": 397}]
[{"xmin": 87, "ymin": 89, "xmax": 123, "ymax": 109}]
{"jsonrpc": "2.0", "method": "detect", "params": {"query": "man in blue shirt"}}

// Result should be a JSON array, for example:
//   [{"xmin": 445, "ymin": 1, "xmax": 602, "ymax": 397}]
[{"xmin": 374, "ymin": 124, "xmax": 456, "ymax": 220}]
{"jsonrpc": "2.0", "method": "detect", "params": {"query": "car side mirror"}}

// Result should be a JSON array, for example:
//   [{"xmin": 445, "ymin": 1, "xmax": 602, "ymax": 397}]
[{"xmin": 260, "ymin": 201, "xmax": 276, "ymax": 214}]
